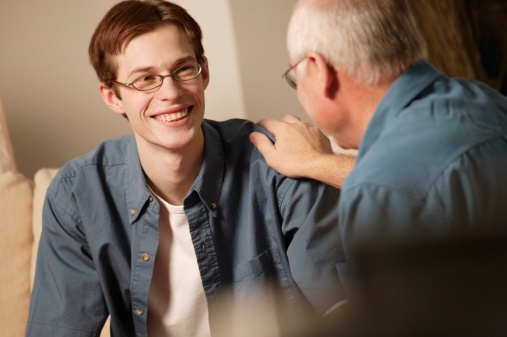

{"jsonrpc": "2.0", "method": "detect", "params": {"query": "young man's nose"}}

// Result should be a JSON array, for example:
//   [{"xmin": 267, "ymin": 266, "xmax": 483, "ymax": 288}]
[{"xmin": 156, "ymin": 77, "xmax": 184, "ymax": 99}]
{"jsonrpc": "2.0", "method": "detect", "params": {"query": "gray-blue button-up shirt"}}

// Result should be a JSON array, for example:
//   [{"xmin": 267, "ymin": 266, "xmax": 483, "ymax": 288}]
[
  {"xmin": 339, "ymin": 61, "xmax": 507, "ymax": 266},
  {"xmin": 27, "ymin": 119, "xmax": 344, "ymax": 337}
]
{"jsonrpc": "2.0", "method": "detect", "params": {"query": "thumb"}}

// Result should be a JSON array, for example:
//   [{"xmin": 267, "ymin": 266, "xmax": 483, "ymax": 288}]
[{"xmin": 249, "ymin": 131, "xmax": 275, "ymax": 158}]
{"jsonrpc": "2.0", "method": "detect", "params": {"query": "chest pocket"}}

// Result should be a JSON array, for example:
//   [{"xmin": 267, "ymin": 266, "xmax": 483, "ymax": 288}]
[{"xmin": 231, "ymin": 246, "xmax": 300, "ymax": 309}]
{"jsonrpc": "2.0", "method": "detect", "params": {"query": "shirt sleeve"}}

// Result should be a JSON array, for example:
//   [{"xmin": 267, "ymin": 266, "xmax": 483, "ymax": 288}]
[
  {"xmin": 338, "ymin": 183, "xmax": 450, "ymax": 263},
  {"xmin": 279, "ymin": 179, "xmax": 346, "ymax": 315},
  {"xmin": 27, "ymin": 187, "xmax": 108, "ymax": 337},
  {"xmin": 339, "ymin": 184, "xmax": 449, "ymax": 236}
]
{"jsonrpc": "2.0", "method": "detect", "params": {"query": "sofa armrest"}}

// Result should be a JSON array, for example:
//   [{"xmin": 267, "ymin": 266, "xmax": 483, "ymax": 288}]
[
  {"xmin": 0, "ymin": 171, "xmax": 33, "ymax": 336},
  {"xmin": 0, "ymin": 97, "xmax": 17, "ymax": 174}
]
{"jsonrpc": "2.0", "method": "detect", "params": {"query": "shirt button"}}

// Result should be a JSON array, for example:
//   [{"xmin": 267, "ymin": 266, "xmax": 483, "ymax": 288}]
[
  {"xmin": 202, "ymin": 244, "xmax": 206, "ymax": 253},
  {"xmin": 149, "ymin": 196, "xmax": 153, "ymax": 202},
  {"xmin": 130, "ymin": 209, "xmax": 136, "ymax": 216},
  {"xmin": 142, "ymin": 253, "xmax": 150, "ymax": 261},
  {"xmin": 135, "ymin": 308, "xmax": 144, "ymax": 315},
  {"xmin": 210, "ymin": 202, "xmax": 217, "ymax": 209}
]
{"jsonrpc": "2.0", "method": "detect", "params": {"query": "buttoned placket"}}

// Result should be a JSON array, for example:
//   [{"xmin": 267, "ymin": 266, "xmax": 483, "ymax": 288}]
[
  {"xmin": 130, "ymin": 194, "xmax": 159, "ymax": 337},
  {"xmin": 184, "ymin": 192, "xmax": 222, "ymax": 334}
]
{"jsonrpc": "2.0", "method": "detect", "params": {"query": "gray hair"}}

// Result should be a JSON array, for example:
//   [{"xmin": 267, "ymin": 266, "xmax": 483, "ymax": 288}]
[{"xmin": 287, "ymin": 0, "xmax": 427, "ymax": 85}]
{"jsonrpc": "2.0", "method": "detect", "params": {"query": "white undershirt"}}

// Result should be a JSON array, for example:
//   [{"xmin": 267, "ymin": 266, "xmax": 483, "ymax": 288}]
[{"xmin": 147, "ymin": 193, "xmax": 211, "ymax": 337}]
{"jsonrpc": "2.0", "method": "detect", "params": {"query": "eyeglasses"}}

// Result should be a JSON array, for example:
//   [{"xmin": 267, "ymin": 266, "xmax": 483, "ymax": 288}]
[
  {"xmin": 282, "ymin": 58, "xmax": 306, "ymax": 90},
  {"xmin": 113, "ymin": 63, "xmax": 203, "ymax": 91}
]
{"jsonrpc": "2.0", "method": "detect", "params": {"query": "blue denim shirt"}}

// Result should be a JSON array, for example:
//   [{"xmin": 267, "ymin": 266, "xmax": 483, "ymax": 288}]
[
  {"xmin": 27, "ymin": 119, "xmax": 344, "ymax": 337},
  {"xmin": 339, "ymin": 61, "xmax": 507, "ymax": 274}
]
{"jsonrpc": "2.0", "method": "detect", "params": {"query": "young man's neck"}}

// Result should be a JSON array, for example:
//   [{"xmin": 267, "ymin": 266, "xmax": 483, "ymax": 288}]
[{"xmin": 138, "ymin": 138, "xmax": 204, "ymax": 206}]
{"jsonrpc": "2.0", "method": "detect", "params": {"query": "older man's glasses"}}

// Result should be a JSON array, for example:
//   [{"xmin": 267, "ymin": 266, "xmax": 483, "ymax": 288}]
[
  {"xmin": 282, "ymin": 58, "xmax": 306, "ymax": 90},
  {"xmin": 113, "ymin": 63, "xmax": 203, "ymax": 91}
]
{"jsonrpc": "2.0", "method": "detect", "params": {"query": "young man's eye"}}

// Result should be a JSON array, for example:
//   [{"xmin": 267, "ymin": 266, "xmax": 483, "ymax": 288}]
[
  {"xmin": 172, "ymin": 64, "xmax": 200, "ymax": 80},
  {"xmin": 138, "ymin": 75, "xmax": 158, "ymax": 82},
  {"xmin": 181, "ymin": 64, "xmax": 198, "ymax": 73}
]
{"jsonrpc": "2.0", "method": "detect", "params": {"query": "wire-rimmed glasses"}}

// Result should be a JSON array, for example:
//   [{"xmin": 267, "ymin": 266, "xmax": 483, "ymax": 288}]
[
  {"xmin": 281, "ymin": 58, "xmax": 306, "ymax": 90},
  {"xmin": 113, "ymin": 63, "xmax": 203, "ymax": 91}
]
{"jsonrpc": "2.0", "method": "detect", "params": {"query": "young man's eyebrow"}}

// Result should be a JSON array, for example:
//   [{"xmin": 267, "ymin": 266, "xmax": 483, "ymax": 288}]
[
  {"xmin": 172, "ymin": 55, "xmax": 197, "ymax": 67},
  {"xmin": 127, "ymin": 66, "xmax": 155, "ymax": 79},
  {"xmin": 126, "ymin": 56, "xmax": 198, "ymax": 79}
]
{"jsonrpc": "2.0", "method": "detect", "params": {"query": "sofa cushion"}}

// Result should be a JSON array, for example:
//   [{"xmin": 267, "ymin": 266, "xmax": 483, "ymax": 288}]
[
  {"xmin": 0, "ymin": 97, "xmax": 16, "ymax": 174},
  {"xmin": 0, "ymin": 171, "xmax": 33, "ymax": 336}
]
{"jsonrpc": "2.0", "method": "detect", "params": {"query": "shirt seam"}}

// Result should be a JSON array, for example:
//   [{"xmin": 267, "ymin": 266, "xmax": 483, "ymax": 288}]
[
  {"xmin": 344, "ymin": 182, "xmax": 449, "ymax": 223},
  {"xmin": 277, "ymin": 178, "xmax": 297, "ymax": 208},
  {"xmin": 46, "ymin": 178, "xmax": 83, "ymax": 226},
  {"xmin": 27, "ymin": 320, "xmax": 99, "ymax": 334},
  {"xmin": 425, "ymin": 132, "xmax": 507, "ymax": 194}
]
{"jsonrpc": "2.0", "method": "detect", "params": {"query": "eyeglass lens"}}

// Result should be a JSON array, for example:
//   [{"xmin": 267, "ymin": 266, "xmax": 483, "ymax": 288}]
[
  {"xmin": 286, "ymin": 69, "xmax": 298, "ymax": 89},
  {"xmin": 132, "ymin": 64, "xmax": 202, "ymax": 91}
]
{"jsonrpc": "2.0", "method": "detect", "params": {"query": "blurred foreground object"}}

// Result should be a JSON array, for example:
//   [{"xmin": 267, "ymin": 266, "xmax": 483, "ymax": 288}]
[{"xmin": 341, "ymin": 228, "xmax": 507, "ymax": 337}]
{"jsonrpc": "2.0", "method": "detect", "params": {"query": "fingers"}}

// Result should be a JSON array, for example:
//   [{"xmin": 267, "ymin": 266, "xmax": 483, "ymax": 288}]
[
  {"xmin": 282, "ymin": 114, "xmax": 315, "ymax": 127},
  {"xmin": 257, "ymin": 118, "xmax": 284, "ymax": 133},
  {"xmin": 281, "ymin": 115, "xmax": 301, "ymax": 123},
  {"xmin": 258, "ymin": 115, "xmax": 305, "ymax": 133},
  {"xmin": 249, "ymin": 131, "xmax": 275, "ymax": 157},
  {"xmin": 282, "ymin": 114, "xmax": 314, "ymax": 128}
]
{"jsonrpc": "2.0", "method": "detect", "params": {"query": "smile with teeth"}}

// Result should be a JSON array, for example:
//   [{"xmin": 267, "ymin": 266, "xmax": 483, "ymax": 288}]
[{"xmin": 154, "ymin": 108, "xmax": 189, "ymax": 122}]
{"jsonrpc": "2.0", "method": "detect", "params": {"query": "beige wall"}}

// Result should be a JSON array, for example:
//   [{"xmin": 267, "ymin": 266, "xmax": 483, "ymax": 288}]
[
  {"xmin": 0, "ymin": 0, "xmax": 304, "ymax": 178},
  {"xmin": 229, "ymin": 0, "xmax": 305, "ymax": 122}
]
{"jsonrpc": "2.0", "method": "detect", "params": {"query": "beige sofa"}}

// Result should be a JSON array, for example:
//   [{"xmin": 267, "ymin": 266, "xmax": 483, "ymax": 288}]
[{"xmin": 0, "ymin": 98, "xmax": 110, "ymax": 336}]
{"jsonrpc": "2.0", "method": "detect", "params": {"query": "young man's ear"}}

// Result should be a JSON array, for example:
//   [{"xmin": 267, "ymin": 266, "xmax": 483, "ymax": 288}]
[
  {"xmin": 307, "ymin": 53, "xmax": 339, "ymax": 99},
  {"xmin": 99, "ymin": 82, "xmax": 125, "ymax": 116}
]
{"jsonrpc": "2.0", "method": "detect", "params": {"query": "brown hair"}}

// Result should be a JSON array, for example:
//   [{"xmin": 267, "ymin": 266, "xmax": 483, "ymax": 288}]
[{"xmin": 89, "ymin": 0, "xmax": 205, "ymax": 87}]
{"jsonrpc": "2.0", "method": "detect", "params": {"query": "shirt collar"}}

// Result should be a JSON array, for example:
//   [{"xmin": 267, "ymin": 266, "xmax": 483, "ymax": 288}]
[
  {"xmin": 125, "ymin": 136, "xmax": 153, "ymax": 224},
  {"xmin": 357, "ymin": 60, "xmax": 443, "ymax": 160},
  {"xmin": 186, "ymin": 120, "xmax": 224, "ymax": 217},
  {"xmin": 124, "ymin": 121, "xmax": 224, "ymax": 223}
]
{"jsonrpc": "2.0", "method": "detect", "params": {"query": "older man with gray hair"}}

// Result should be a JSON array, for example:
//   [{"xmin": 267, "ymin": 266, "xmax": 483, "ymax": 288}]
[{"xmin": 251, "ymin": 0, "xmax": 507, "ymax": 291}]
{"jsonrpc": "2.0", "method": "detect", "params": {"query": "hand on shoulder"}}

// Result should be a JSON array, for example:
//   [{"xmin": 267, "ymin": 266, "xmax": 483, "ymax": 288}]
[{"xmin": 250, "ymin": 115, "xmax": 354, "ymax": 188}]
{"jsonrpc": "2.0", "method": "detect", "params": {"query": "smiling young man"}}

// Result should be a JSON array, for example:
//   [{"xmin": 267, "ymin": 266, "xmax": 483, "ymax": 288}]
[
  {"xmin": 103, "ymin": 22, "xmax": 207, "ymax": 206},
  {"xmin": 25, "ymin": 1, "xmax": 344, "ymax": 337}
]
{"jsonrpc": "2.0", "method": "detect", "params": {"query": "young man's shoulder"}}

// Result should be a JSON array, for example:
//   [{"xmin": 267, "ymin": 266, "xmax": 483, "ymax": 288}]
[
  {"xmin": 61, "ymin": 135, "xmax": 132, "ymax": 170},
  {"xmin": 48, "ymin": 135, "xmax": 133, "ymax": 191},
  {"xmin": 204, "ymin": 118, "xmax": 274, "ymax": 146}
]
